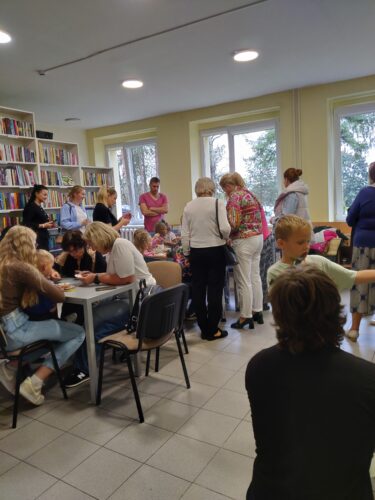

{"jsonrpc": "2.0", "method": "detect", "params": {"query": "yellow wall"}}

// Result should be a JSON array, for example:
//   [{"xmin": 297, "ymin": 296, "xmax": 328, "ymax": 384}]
[{"xmin": 86, "ymin": 74, "xmax": 375, "ymax": 224}]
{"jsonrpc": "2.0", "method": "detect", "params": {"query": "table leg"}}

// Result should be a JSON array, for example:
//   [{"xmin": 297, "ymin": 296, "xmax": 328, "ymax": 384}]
[{"xmin": 83, "ymin": 302, "xmax": 97, "ymax": 404}]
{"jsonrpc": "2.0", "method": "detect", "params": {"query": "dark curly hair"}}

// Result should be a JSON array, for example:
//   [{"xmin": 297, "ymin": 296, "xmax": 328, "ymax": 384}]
[
  {"xmin": 269, "ymin": 266, "xmax": 345, "ymax": 354},
  {"xmin": 61, "ymin": 230, "xmax": 86, "ymax": 251}
]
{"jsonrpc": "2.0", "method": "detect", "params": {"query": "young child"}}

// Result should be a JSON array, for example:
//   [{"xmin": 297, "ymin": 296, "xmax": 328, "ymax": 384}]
[
  {"xmin": 268, "ymin": 215, "xmax": 375, "ymax": 341},
  {"xmin": 133, "ymin": 228, "xmax": 154, "ymax": 257},
  {"xmin": 152, "ymin": 221, "xmax": 177, "ymax": 247},
  {"xmin": 24, "ymin": 250, "xmax": 59, "ymax": 321}
]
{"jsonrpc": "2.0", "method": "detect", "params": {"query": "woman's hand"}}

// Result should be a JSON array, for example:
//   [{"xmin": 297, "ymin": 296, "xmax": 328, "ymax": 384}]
[
  {"xmin": 82, "ymin": 218, "xmax": 90, "ymax": 226},
  {"xmin": 78, "ymin": 272, "xmax": 96, "ymax": 285}
]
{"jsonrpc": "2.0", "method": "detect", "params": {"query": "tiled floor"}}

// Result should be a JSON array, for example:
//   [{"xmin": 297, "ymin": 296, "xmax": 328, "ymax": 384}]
[{"xmin": 0, "ymin": 291, "xmax": 374, "ymax": 499}]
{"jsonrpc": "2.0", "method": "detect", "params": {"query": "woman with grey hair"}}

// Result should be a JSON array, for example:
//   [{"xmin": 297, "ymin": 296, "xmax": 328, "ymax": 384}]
[{"xmin": 181, "ymin": 177, "xmax": 231, "ymax": 340}]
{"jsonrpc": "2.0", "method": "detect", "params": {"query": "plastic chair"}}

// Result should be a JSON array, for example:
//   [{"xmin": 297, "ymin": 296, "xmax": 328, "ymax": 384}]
[
  {"xmin": 147, "ymin": 261, "xmax": 189, "ymax": 355},
  {"xmin": 96, "ymin": 284, "xmax": 190, "ymax": 423},
  {"xmin": 0, "ymin": 325, "xmax": 67, "ymax": 428}
]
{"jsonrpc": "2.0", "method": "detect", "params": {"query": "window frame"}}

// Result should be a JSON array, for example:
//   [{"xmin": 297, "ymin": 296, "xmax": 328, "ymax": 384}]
[
  {"xmin": 333, "ymin": 102, "xmax": 375, "ymax": 221},
  {"xmin": 200, "ymin": 118, "xmax": 281, "ymax": 191},
  {"xmin": 105, "ymin": 138, "xmax": 159, "ymax": 225}
]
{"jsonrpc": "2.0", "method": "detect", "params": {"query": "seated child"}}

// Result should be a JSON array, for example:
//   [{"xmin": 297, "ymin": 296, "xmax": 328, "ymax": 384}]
[
  {"xmin": 268, "ymin": 215, "xmax": 375, "ymax": 341},
  {"xmin": 133, "ymin": 228, "xmax": 154, "ymax": 257},
  {"xmin": 152, "ymin": 221, "xmax": 178, "ymax": 248},
  {"xmin": 25, "ymin": 250, "xmax": 58, "ymax": 321}
]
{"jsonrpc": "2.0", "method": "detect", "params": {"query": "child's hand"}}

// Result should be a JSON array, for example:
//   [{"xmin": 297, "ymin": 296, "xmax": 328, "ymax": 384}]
[{"xmin": 50, "ymin": 270, "xmax": 61, "ymax": 281}]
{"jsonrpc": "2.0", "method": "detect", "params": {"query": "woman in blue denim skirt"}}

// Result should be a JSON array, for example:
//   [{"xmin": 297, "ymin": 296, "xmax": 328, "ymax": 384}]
[{"xmin": 0, "ymin": 226, "xmax": 85, "ymax": 406}]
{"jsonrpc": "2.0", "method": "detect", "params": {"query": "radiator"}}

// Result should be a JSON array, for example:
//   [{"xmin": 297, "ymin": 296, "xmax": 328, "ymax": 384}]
[{"xmin": 120, "ymin": 225, "xmax": 143, "ymax": 242}]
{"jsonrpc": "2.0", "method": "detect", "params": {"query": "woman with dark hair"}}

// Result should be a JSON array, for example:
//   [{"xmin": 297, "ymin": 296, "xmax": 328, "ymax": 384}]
[
  {"xmin": 346, "ymin": 161, "xmax": 375, "ymax": 341},
  {"xmin": 273, "ymin": 168, "xmax": 311, "ymax": 223},
  {"xmin": 245, "ymin": 266, "xmax": 375, "ymax": 500},
  {"xmin": 22, "ymin": 184, "xmax": 54, "ymax": 250}
]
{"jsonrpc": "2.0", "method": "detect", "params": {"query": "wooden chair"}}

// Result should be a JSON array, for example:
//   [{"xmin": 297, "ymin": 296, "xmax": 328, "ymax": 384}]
[
  {"xmin": 96, "ymin": 284, "xmax": 190, "ymax": 423},
  {"xmin": 0, "ymin": 326, "xmax": 67, "ymax": 428},
  {"xmin": 147, "ymin": 260, "xmax": 189, "ymax": 356}
]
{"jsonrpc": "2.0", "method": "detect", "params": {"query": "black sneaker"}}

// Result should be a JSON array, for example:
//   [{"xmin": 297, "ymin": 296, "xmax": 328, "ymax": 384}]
[{"xmin": 64, "ymin": 371, "xmax": 90, "ymax": 388}]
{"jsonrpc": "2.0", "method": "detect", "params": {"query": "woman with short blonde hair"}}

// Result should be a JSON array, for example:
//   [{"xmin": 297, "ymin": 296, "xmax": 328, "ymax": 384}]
[
  {"xmin": 65, "ymin": 221, "xmax": 156, "ymax": 386},
  {"xmin": 60, "ymin": 185, "xmax": 90, "ymax": 232},
  {"xmin": 0, "ymin": 226, "xmax": 85, "ymax": 405},
  {"xmin": 93, "ymin": 186, "xmax": 131, "ymax": 231},
  {"xmin": 181, "ymin": 177, "xmax": 231, "ymax": 341}
]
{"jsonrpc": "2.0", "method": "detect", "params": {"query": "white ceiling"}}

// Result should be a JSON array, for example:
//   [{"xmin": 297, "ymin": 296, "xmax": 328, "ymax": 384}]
[{"xmin": 1, "ymin": 0, "xmax": 375, "ymax": 129}]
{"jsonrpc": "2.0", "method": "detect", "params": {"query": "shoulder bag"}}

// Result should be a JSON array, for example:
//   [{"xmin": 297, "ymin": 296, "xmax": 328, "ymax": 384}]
[{"xmin": 215, "ymin": 199, "xmax": 238, "ymax": 266}]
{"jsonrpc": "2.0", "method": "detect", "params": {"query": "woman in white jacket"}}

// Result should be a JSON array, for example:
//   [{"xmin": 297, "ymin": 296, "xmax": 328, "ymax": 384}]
[{"xmin": 273, "ymin": 168, "xmax": 311, "ymax": 223}]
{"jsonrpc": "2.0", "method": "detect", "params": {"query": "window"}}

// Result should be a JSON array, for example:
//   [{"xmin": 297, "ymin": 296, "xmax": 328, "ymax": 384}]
[
  {"xmin": 334, "ymin": 103, "xmax": 375, "ymax": 220},
  {"xmin": 201, "ymin": 120, "xmax": 280, "ymax": 217},
  {"xmin": 106, "ymin": 140, "xmax": 158, "ymax": 224}
]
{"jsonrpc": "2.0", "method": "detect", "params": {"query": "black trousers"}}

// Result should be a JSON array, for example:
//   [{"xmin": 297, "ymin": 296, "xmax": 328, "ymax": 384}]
[{"xmin": 189, "ymin": 246, "xmax": 226, "ymax": 337}]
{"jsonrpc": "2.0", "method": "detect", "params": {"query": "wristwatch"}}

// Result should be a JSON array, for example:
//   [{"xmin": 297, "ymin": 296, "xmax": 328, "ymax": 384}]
[{"xmin": 94, "ymin": 274, "xmax": 100, "ymax": 285}]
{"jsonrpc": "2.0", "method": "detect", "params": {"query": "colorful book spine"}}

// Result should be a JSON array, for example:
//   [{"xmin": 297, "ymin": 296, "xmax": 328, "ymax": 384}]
[
  {"xmin": 38, "ymin": 143, "xmax": 78, "ymax": 166},
  {"xmin": 0, "ymin": 144, "xmax": 36, "ymax": 163},
  {"xmin": 0, "ymin": 117, "xmax": 34, "ymax": 137},
  {"xmin": 0, "ymin": 165, "xmax": 36, "ymax": 186},
  {"xmin": 83, "ymin": 171, "xmax": 113, "ymax": 186},
  {"xmin": 45, "ymin": 190, "xmax": 66, "ymax": 208},
  {"xmin": 85, "ymin": 191, "xmax": 98, "ymax": 206},
  {"xmin": 0, "ymin": 192, "xmax": 30, "ymax": 210}
]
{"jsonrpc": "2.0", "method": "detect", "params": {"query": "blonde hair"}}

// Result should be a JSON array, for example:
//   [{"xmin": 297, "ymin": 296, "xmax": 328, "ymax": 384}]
[
  {"xmin": 275, "ymin": 215, "xmax": 311, "ymax": 241},
  {"xmin": 68, "ymin": 185, "xmax": 85, "ymax": 201},
  {"xmin": 97, "ymin": 186, "xmax": 108, "ymax": 205},
  {"xmin": 84, "ymin": 221, "xmax": 119, "ymax": 252},
  {"xmin": 36, "ymin": 249, "xmax": 54, "ymax": 270},
  {"xmin": 0, "ymin": 226, "xmax": 41, "ymax": 308},
  {"xmin": 219, "ymin": 172, "xmax": 245, "ymax": 189},
  {"xmin": 195, "ymin": 177, "xmax": 215, "ymax": 197},
  {"xmin": 133, "ymin": 229, "xmax": 151, "ymax": 253}
]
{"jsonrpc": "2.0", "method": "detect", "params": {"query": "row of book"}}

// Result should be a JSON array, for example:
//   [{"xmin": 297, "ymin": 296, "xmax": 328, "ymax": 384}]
[
  {"xmin": 0, "ymin": 117, "xmax": 34, "ymax": 137},
  {"xmin": 0, "ymin": 214, "xmax": 21, "ymax": 228},
  {"xmin": 0, "ymin": 192, "xmax": 30, "ymax": 210},
  {"xmin": 0, "ymin": 165, "xmax": 36, "ymax": 186},
  {"xmin": 84, "ymin": 191, "xmax": 98, "ymax": 206},
  {"xmin": 83, "ymin": 171, "xmax": 113, "ymax": 186},
  {"xmin": 0, "ymin": 144, "xmax": 36, "ymax": 163},
  {"xmin": 38, "ymin": 144, "xmax": 79, "ymax": 166},
  {"xmin": 45, "ymin": 191, "xmax": 66, "ymax": 208},
  {"xmin": 40, "ymin": 170, "xmax": 75, "ymax": 186}
]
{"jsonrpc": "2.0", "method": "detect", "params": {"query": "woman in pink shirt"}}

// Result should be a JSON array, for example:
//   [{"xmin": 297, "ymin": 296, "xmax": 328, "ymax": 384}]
[{"xmin": 139, "ymin": 177, "xmax": 168, "ymax": 232}]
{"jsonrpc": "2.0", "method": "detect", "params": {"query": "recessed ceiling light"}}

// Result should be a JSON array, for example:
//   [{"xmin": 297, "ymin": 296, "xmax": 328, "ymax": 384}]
[
  {"xmin": 233, "ymin": 50, "xmax": 259, "ymax": 62},
  {"xmin": 122, "ymin": 79, "xmax": 143, "ymax": 89},
  {"xmin": 64, "ymin": 117, "xmax": 81, "ymax": 122},
  {"xmin": 0, "ymin": 30, "xmax": 11, "ymax": 44}
]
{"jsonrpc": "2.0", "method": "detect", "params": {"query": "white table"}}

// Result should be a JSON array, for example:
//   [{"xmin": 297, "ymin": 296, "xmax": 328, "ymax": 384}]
[{"xmin": 64, "ymin": 281, "xmax": 137, "ymax": 403}]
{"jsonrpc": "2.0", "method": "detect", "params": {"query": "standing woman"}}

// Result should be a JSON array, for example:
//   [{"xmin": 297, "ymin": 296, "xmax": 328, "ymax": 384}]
[
  {"xmin": 60, "ymin": 185, "xmax": 90, "ymax": 232},
  {"xmin": 345, "ymin": 161, "xmax": 375, "ymax": 342},
  {"xmin": 273, "ymin": 168, "xmax": 311, "ymax": 223},
  {"xmin": 93, "ymin": 186, "xmax": 131, "ymax": 231},
  {"xmin": 220, "ymin": 172, "xmax": 263, "ymax": 330},
  {"xmin": 181, "ymin": 177, "xmax": 231, "ymax": 341},
  {"xmin": 23, "ymin": 184, "xmax": 54, "ymax": 250}
]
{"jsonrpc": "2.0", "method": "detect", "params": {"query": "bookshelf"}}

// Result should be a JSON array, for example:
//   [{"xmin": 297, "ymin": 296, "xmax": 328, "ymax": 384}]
[{"xmin": 0, "ymin": 105, "xmax": 117, "ymax": 235}]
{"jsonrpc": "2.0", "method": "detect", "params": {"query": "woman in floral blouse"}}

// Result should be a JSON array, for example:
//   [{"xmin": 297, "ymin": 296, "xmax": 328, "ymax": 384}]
[{"xmin": 220, "ymin": 172, "xmax": 264, "ymax": 330}]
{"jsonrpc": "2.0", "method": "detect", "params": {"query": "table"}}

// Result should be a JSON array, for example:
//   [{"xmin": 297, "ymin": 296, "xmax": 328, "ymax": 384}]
[{"xmin": 64, "ymin": 281, "xmax": 137, "ymax": 403}]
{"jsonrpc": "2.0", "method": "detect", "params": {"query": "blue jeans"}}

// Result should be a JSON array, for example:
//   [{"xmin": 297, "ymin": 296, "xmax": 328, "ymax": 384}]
[
  {"xmin": 1, "ymin": 309, "xmax": 85, "ymax": 370},
  {"xmin": 73, "ymin": 298, "xmax": 130, "ymax": 374}
]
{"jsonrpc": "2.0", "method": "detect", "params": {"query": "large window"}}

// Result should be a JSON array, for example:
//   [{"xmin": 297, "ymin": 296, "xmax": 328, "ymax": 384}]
[
  {"xmin": 201, "ymin": 120, "xmax": 280, "ymax": 217},
  {"xmin": 334, "ymin": 103, "xmax": 375, "ymax": 220},
  {"xmin": 106, "ymin": 140, "xmax": 158, "ymax": 224}
]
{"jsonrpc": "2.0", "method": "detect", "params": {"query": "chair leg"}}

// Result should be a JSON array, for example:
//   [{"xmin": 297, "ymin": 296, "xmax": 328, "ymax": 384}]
[
  {"xmin": 126, "ymin": 355, "xmax": 144, "ymax": 423},
  {"xmin": 154, "ymin": 347, "xmax": 160, "ymax": 372},
  {"xmin": 180, "ymin": 328, "xmax": 189, "ymax": 354},
  {"xmin": 175, "ymin": 332, "xmax": 190, "ymax": 389},
  {"xmin": 48, "ymin": 344, "xmax": 67, "ymax": 400},
  {"xmin": 96, "ymin": 344, "xmax": 106, "ymax": 406},
  {"xmin": 145, "ymin": 351, "xmax": 151, "ymax": 376},
  {"xmin": 12, "ymin": 358, "xmax": 24, "ymax": 429}
]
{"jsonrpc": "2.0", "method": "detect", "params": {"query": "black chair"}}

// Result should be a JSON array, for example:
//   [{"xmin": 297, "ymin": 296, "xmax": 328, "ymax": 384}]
[
  {"xmin": 0, "ymin": 326, "xmax": 67, "ymax": 428},
  {"xmin": 96, "ymin": 284, "xmax": 190, "ymax": 423}
]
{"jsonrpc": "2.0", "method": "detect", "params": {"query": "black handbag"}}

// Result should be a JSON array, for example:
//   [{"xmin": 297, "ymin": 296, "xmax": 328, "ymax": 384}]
[{"xmin": 215, "ymin": 199, "xmax": 238, "ymax": 266}]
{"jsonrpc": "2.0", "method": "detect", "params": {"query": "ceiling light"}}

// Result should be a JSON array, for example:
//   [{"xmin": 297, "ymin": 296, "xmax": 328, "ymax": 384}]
[
  {"xmin": 64, "ymin": 117, "xmax": 81, "ymax": 122},
  {"xmin": 122, "ymin": 79, "xmax": 143, "ymax": 89},
  {"xmin": 0, "ymin": 30, "xmax": 11, "ymax": 44},
  {"xmin": 233, "ymin": 50, "xmax": 259, "ymax": 62}
]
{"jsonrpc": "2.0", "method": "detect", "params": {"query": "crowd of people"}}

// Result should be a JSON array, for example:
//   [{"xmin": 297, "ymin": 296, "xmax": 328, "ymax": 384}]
[{"xmin": 1, "ymin": 164, "xmax": 375, "ymax": 498}]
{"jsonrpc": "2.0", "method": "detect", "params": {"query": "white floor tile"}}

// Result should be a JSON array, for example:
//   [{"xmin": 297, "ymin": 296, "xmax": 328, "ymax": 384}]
[
  {"xmin": 190, "ymin": 365, "xmax": 236, "ymax": 388},
  {"xmin": 0, "ymin": 462, "xmax": 56, "ymax": 499},
  {"xmin": 182, "ymin": 484, "xmax": 231, "ymax": 500},
  {"xmin": 38, "ymin": 480, "xmax": 96, "ymax": 500},
  {"xmin": 204, "ymin": 388, "xmax": 249, "ymax": 419},
  {"xmin": 223, "ymin": 420, "xmax": 256, "ymax": 457},
  {"xmin": 166, "ymin": 381, "xmax": 218, "ymax": 408},
  {"xmin": 144, "ymin": 398, "xmax": 197, "ymax": 432}
]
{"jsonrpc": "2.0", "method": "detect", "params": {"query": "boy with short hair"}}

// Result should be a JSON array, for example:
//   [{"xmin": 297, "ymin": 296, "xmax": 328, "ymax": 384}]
[{"xmin": 267, "ymin": 215, "xmax": 375, "ymax": 341}]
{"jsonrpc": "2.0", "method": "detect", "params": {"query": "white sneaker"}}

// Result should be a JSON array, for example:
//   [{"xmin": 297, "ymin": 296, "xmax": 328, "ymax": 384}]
[
  {"xmin": 345, "ymin": 329, "xmax": 359, "ymax": 342},
  {"xmin": 370, "ymin": 315, "xmax": 375, "ymax": 326},
  {"xmin": 0, "ymin": 360, "xmax": 16, "ymax": 395},
  {"xmin": 19, "ymin": 377, "xmax": 45, "ymax": 406}
]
